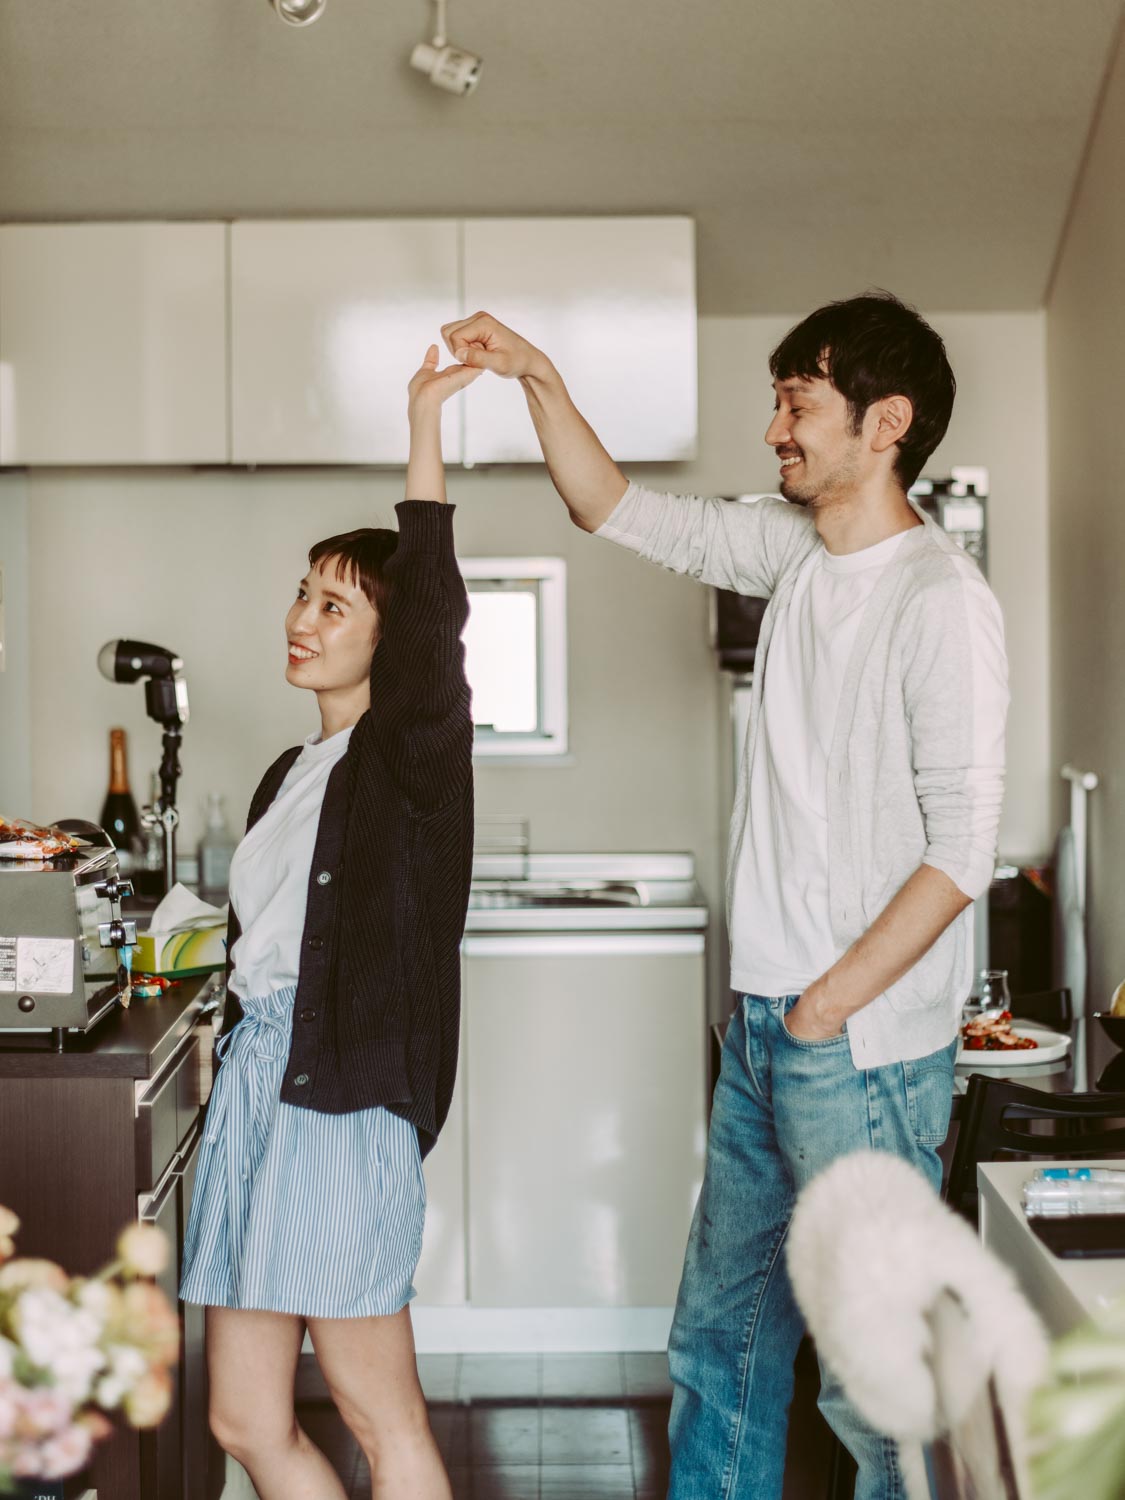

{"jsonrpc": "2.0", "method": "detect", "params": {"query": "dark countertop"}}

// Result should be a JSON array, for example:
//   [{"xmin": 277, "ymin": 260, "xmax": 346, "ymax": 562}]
[{"xmin": 0, "ymin": 973, "xmax": 221, "ymax": 1080}]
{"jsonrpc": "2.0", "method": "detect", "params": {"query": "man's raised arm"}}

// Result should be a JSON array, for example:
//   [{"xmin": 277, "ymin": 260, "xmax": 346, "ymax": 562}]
[{"xmin": 441, "ymin": 311, "xmax": 628, "ymax": 532}]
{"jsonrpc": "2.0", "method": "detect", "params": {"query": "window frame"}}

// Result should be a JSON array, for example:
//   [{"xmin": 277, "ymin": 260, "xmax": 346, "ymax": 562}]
[{"xmin": 459, "ymin": 556, "xmax": 568, "ymax": 759}]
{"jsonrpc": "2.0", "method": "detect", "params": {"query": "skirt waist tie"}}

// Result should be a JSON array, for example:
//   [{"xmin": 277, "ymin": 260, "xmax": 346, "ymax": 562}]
[{"xmin": 204, "ymin": 1005, "xmax": 293, "ymax": 1178}]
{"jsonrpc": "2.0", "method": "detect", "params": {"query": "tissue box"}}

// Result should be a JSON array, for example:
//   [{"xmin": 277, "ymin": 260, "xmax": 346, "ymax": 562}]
[{"xmin": 133, "ymin": 922, "xmax": 227, "ymax": 978}]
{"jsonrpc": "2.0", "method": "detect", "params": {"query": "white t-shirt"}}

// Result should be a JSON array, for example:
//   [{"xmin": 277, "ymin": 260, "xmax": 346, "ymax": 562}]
[
  {"xmin": 228, "ymin": 725, "xmax": 354, "ymax": 1001},
  {"xmin": 731, "ymin": 529, "xmax": 910, "ymax": 997}
]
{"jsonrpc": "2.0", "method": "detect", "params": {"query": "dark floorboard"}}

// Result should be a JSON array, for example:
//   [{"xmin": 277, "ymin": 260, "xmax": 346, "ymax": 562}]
[{"xmin": 293, "ymin": 1347, "xmax": 834, "ymax": 1500}]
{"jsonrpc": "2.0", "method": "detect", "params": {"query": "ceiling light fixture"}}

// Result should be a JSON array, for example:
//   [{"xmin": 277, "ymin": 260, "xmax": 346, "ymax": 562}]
[
  {"xmin": 410, "ymin": 0, "xmax": 482, "ymax": 96},
  {"xmin": 268, "ymin": 0, "xmax": 327, "ymax": 27}
]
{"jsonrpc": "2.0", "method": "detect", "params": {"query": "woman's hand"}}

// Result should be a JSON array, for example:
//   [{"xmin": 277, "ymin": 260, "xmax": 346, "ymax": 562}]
[
  {"xmin": 405, "ymin": 344, "xmax": 480, "ymax": 503},
  {"xmin": 408, "ymin": 344, "xmax": 482, "ymax": 429}
]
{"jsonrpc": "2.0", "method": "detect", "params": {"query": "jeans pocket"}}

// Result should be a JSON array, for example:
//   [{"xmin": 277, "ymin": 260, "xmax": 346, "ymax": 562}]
[
  {"xmin": 904, "ymin": 1044, "xmax": 956, "ymax": 1144},
  {"xmin": 779, "ymin": 997, "xmax": 849, "ymax": 1048}
]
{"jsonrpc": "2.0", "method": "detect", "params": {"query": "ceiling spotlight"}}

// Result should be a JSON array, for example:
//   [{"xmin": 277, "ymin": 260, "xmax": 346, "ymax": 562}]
[
  {"xmin": 269, "ymin": 0, "xmax": 327, "ymax": 26},
  {"xmin": 411, "ymin": 0, "xmax": 482, "ymax": 96}
]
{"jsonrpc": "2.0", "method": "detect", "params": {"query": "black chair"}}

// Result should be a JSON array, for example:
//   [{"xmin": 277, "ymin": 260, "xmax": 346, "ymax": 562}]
[
  {"xmin": 1007, "ymin": 987, "xmax": 1072, "ymax": 1029},
  {"xmin": 945, "ymin": 1074, "xmax": 1125, "ymax": 1223}
]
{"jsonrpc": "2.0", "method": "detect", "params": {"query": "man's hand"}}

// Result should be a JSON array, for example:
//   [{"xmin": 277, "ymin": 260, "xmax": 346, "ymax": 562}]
[
  {"xmin": 440, "ymin": 312, "xmax": 555, "ymax": 384},
  {"xmin": 783, "ymin": 985, "xmax": 847, "ymax": 1041}
]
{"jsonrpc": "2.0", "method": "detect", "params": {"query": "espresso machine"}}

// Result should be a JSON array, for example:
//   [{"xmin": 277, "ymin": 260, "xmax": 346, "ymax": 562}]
[{"xmin": 0, "ymin": 822, "xmax": 136, "ymax": 1050}]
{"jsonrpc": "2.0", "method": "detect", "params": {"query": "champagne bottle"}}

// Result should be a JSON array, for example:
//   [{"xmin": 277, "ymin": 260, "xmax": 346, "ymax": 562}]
[{"xmin": 100, "ymin": 727, "xmax": 140, "ymax": 875}]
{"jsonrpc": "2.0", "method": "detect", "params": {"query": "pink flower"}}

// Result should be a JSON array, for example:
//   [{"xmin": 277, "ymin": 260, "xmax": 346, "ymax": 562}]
[
  {"xmin": 121, "ymin": 1281, "xmax": 180, "ymax": 1367},
  {"xmin": 37, "ymin": 1419, "xmax": 95, "ymax": 1478},
  {"xmin": 18, "ymin": 1386, "xmax": 73, "ymax": 1439},
  {"xmin": 0, "ymin": 1376, "xmax": 18, "ymax": 1440}
]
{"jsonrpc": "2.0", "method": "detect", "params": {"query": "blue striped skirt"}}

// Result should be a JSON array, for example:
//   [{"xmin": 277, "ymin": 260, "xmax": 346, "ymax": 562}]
[{"xmin": 179, "ymin": 985, "xmax": 425, "ymax": 1318}]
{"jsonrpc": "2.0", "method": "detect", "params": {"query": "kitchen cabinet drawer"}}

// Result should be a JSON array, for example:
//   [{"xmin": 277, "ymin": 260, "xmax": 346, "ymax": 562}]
[
  {"xmin": 461, "ymin": 216, "xmax": 698, "ymax": 464},
  {"xmin": 0, "ymin": 222, "xmax": 228, "ymax": 465},
  {"xmin": 230, "ymin": 219, "xmax": 462, "ymax": 464},
  {"xmin": 135, "ymin": 1029, "xmax": 206, "ymax": 1192}
]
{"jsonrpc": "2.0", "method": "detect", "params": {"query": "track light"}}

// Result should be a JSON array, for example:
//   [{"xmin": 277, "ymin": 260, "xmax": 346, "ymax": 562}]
[
  {"xmin": 269, "ymin": 0, "xmax": 327, "ymax": 26},
  {"xmin": 411, "ymin": 0, "xmax": 482, "ymax": 96}
]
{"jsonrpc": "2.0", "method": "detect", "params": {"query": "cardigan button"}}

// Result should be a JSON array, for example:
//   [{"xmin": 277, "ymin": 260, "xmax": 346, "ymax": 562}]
[
  {"xmin": 317, "ymin": 870, "xmax": 332, "ymax": 885},
  {"xmin": 294, "ymin": 1073, "xmax": 309, "ymax": 1087},
  {"xmin": 308, "ymin": 935, "xmax": 324, "ymax": 951},
  {"xmin": 300, "ymin": 1007, "xmax": 316, "ymax": 1022}
]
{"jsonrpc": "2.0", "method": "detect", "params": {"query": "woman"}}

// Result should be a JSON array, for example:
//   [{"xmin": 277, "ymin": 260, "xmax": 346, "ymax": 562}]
[{"xmin": 179, "ymin": 346, "xmax": 481, "ymax": 1499}]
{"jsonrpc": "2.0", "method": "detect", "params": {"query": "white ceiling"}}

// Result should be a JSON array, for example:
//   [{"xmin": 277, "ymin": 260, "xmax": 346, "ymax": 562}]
[{"xmin": 0, "ymin": 0, "xmax": 1120, "ymax": 314}]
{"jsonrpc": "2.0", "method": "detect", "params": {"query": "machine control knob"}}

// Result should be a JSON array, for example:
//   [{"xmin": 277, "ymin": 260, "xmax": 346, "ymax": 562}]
[
  {"xmin": 94, "ymin": 878, "xmax": 135, "ymax": 903},
  {"xmin": 17, "ymin": 996, "xmax": 35, "ymax": 1013},
  {"xmin": 97, "ymin": 919, "xmax": 138, "ymax": 949}
]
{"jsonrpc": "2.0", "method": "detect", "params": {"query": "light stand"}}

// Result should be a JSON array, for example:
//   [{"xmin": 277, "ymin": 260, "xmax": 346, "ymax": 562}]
[{"xmin": 98, "ymin": 640, "xmax": 190, "ymax": 897}]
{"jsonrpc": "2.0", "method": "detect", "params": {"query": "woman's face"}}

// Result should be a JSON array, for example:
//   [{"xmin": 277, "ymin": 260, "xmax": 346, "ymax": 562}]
[{"xmin": 284, "ymin": 558, "xmax": 380, "ymax": 695}]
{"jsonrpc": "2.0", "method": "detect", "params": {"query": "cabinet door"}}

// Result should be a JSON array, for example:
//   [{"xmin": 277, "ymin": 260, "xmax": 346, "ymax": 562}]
[
  {"xmin": 463, "ymin": 934, "xmax": 706, "ymax": 1308},
  {"xmin": 230, "ymin": 220, "xmax": 462, "ymax": 465},
  {"xmin": 461, "ymin": 217, "xmax": 697, "ymax": 464},
  {"xmin": 413, "ymin": 997, "xmax": 468, "ymax": 1305},
  {"xmin": 138, "ymin": 1161, "xmax": 184, "ymax": 1500},
  {"xmin": 178, "ymin": 1126, "xmax": 217, "ymax": 1500},
  {"xmin": 0, "ymin": 223, "xmax": 227, "ymax": 465}
]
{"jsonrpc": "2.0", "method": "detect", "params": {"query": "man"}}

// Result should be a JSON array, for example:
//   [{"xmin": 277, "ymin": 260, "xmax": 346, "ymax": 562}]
[{"xmin": 441, "ymin": 292, "xmax": 1008, "ymax": 1500}]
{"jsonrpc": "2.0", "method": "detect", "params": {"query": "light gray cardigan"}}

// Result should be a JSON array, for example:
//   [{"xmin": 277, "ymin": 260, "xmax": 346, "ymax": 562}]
[{"xmin": 599, "ymin": 482, "xmax": 1009, "ymax": 1068}]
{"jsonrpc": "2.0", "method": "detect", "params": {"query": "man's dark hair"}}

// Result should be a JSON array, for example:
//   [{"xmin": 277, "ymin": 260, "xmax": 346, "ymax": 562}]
[
  {"xmin": 769, "ymin": 291, "xmax": 956, "ymax": 489},
  {"xmin": 308, "ymin": 527, "xmax": 398, "ymax": 623}
]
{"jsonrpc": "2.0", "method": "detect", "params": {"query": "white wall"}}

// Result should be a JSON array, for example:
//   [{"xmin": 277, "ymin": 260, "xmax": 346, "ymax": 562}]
[
  {"xmin": 0, "ymin": 473, "xmax": 31, "ymax": 812},
  {"xmin": 1046, "ymin": 19, "xmax": 1125, "ymax": 1033},
  {"xmin": 16, "ymin": 308, "xmax": 1051, "ymax": 1017}
]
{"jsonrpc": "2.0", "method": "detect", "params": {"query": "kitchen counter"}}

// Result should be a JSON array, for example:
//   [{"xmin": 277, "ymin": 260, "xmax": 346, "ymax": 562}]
[{"xmin": 0, "ymin": 971, "xmax": 221, "ymax": 1078}]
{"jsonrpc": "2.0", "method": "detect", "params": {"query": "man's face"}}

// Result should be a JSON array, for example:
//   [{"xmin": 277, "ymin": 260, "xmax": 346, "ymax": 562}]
[{"xmin": 764, "ymin": 374, "xmax": 864, "ymax": 507}]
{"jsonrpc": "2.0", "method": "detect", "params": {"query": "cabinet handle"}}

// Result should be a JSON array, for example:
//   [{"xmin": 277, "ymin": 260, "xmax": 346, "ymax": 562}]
[
  {"xmin": 134, "ymin": 1024, "xmax": 201, "ymax": 1117},
  {"xmin": 137, "ymin": 1118, "xmax": 203, "ymax": 1223}
]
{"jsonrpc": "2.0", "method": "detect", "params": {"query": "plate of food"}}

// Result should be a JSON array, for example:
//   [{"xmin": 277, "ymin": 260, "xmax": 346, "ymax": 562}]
[{"xmin": 956, "ymin": 1010, "xmax": 1072, "ymax": 1067}]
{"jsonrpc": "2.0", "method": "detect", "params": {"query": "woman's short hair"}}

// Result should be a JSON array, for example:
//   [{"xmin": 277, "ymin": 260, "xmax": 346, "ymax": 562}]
[
  {"xmin": 769, "ymin": 290, "xmax": 956, "ymax": 489},
  {"xmin": 308, "ymin": 527, "xmax": 398, "ymax": 623}
]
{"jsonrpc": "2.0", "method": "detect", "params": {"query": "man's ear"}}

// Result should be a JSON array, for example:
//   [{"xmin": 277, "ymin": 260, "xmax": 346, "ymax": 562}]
[{"xmin": 869, "ymin": 395, "xmax": 914, "ymax": 456}]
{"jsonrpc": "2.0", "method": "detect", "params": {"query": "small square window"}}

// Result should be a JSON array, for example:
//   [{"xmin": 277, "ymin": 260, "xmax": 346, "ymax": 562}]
[{"xmin": 461, "ymin": 558, "xmax": 567, "ymax": 757}]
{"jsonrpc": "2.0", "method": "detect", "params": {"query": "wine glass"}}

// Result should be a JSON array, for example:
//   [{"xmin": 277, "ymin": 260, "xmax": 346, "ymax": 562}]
[{"xmin": 977, "ymin": 969, "xmax": 1012, "ymax": 1019}]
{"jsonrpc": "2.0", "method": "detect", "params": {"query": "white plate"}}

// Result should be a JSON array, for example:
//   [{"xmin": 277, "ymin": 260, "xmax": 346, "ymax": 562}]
[{"xmin": 956, "ymin": 1020, "xmax": 1072, "ymax": 1069}]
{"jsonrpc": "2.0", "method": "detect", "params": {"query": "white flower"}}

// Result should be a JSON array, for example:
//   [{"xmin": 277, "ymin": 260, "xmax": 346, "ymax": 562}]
[
  {"xmin": 74, "ymin": 1280, "xmax": 119, "ymax": 1325},
  {"xmin": 116, "ymin": 1224, "xmax": 169, "ymax": 1279},
  {"xmin": 95, "ymin": 1343, "xmax": 148, "ymax": 1410},
  {"xmin": 13, "ymin": 1288, "xmax": 106, "ymax": 1404}
]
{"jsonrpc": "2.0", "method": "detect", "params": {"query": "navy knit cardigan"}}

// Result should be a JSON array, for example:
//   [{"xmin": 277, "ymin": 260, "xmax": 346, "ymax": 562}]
[{"xmin": 219, "ymin": 501, "xmax": 474, "ymax": 1157}]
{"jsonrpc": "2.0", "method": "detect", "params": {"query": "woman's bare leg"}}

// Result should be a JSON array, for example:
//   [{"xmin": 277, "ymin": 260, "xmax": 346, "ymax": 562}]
[
  {"xmin": 308, "ymin": 1306, "xmax": 451, "ymax": 1500},
  {"xmin": 207, "ymin": 1306, "xmax": 350, "ymax": 1500}
]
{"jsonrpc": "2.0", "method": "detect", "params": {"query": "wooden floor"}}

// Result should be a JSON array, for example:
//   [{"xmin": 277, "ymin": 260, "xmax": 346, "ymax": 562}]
[{"xmin": 231, "ymin": 1346, "xmax": 837, "ymax": 1500}]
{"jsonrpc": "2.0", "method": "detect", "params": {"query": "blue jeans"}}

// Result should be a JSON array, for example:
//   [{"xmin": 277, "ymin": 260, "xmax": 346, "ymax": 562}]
[{"xmin": 667, "ymin": 994, "xmax": 956, "ymax": 1500}]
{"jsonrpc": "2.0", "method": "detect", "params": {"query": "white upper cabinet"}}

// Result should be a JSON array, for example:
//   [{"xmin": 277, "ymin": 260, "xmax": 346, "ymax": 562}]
[
  {"xmin": 461, "ymin": 216, "xmax": 698, "ymax": 465},
  {"xmin": 0, "ymin": 223, "xmax": 228, "ymax": 466},
  {"xmin": 230, "ymin": 220, "xmax": 462, "ymax": 465}
]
